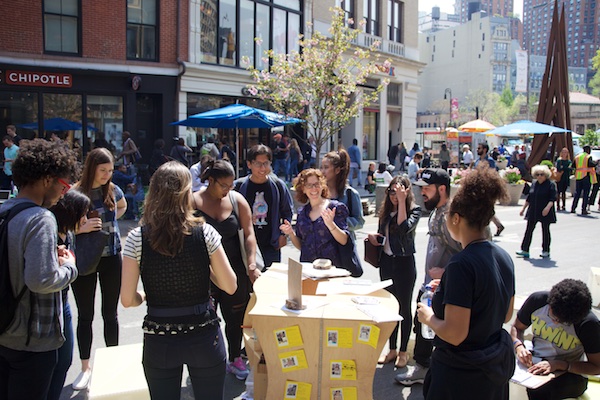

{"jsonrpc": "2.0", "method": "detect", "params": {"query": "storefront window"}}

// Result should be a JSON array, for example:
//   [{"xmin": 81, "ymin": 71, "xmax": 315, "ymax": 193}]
[
  {"xmin": 255, "ymin": 3, "xmax": 270, "ymax": 70},
  {"xmin": 43, "ymin": 93, "xmax": 81, "ymax": 147},
  {"xmin": 362, "ymin": 111, "xmax": 378, "ymax": 160},
  {"xmin": 201, "ymin": 0, "xmax": 219, "ymax": 63},
  {"xmin": 44, "ymin": 0, "xmax": 79, "ymax": 54},
  {"xmin": 239, "ymin": 0, "xmax": 255, "ymax": 66},
  {"xmin": 86, "ymin": 95, "xmax": 124, "ymax": 154},
  {"xmin": 0, "ymin": 92, "xmax": 38, "ymax": 140},
  {"xmin": 219, "ymin": 0, "xmax": 237, "ymax": 65}
]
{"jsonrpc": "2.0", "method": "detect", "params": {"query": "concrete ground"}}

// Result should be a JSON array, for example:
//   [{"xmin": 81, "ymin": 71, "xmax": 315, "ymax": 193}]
[{"xmin": 60, "ymin": 187, "xmax": 599, "ymax": 399}]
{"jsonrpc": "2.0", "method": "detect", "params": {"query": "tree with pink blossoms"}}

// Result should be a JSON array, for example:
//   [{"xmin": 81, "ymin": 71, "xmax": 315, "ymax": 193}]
[{"xmin": 244, "ymin": 7, "xmax": 388, "ymax": 166}]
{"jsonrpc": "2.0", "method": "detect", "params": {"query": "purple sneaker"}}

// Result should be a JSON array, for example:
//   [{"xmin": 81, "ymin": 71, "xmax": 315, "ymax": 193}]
[{"xmin": 227, "ymin": 357, "xmax": 249, "ymax": 380}]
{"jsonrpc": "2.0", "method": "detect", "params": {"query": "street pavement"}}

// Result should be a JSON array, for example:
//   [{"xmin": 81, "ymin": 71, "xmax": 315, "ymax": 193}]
[{"xmin": 60, "ymin": 192, "xmax": 599, "ymax": 399}]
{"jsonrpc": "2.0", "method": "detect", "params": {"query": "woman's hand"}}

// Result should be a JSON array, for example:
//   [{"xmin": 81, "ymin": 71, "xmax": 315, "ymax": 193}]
[
  {"xmin": 519, "ymin": 209, "xmax": 525, "ymax": 216},
  {"xmin": 368, "ymin": 233, "xmax": 383, "ymax": 246},
  {"xmin": 78, "ymin": 217, "xmax": 102, "ymax": 233},
  {"xmin": 542, "ymin": 207, "xmax": 550, "ymax": 217},
  {"xmin": 516, "ymin": 345, "xmax": 533, "ymax": 368},
  {"xmin": 416, "ymin": 302, "xmax": 434, "ymax": 326},
  {"xmin": 248, "ymin": 266, "xmax": 261, "ymax": 284},
  {"xmin": 395, "ymin": 183, "xmax": 408, "ymax": 203},
  {"xmin": 279, "ymin": 220, "xmax": 294, "ymax": 236},
  {"xmin": 321, "ymin": 207, "xmax": 336, "ymax": 231},
  {"xmin": 528, "ymin": 360, "xmax": 555, "ymax": 375}
]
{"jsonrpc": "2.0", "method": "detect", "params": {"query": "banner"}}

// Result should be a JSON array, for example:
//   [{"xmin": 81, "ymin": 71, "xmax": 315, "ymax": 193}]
[
  {"xmin": 515, "ymin": 50, "xmax": 528, "ymax": 93},
  {"xmin": 451, "ymin": 98, "xmax": 459, "ymax": 121}
]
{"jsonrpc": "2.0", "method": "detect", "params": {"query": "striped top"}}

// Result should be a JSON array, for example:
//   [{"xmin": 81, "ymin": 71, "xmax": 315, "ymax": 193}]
[{"xmin": 123, "ymin": 223, "xmax": 222, "ymax": 263}]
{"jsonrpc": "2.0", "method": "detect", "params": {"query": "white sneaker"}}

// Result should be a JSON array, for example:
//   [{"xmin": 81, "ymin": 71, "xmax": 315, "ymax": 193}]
[
  {"xmin": 395, "ymin": 365, "xmax": 428, "ymax": 386},
  {"xmin": 72, "ymin": 369, "xmax": 92, "ymax": 390}
]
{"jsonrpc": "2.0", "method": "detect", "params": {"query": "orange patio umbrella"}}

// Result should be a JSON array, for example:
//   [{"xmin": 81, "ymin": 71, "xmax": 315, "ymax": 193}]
[{"xmin": 457, "ymin": 119, "xmax": 496, "ymax": 133}]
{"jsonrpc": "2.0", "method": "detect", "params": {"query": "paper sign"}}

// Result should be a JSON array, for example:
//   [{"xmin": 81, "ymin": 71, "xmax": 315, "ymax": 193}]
[
  {"xmin": 330, "ymin": 386, "xmax": 357, "ymax": 400},
  {"xmin": 329, "ymin": 360, "xmax": 357, "ymax": 380},
  {"xmin": 284, "ymin": 380, "xmax": 312, "ymax": 399},
  {"xmin": 279, "ymin": 349, "xmax": 308, "ymax": 372},
  {"xmin": 274, "ymin": 325, "xmax": 304, "ymax": 349},
  {"xmin": 356, "ymin": 324, "xmax": 380, "ymax": 349},
  {"xmin": 326, "ymin": 327, "xmax": 353, "ymax": 348}
]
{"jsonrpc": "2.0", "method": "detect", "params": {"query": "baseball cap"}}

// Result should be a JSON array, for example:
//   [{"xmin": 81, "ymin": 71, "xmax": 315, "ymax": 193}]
[{"xmin": 414, "ymin": 168, "xmax": 450, "ymax": 186}]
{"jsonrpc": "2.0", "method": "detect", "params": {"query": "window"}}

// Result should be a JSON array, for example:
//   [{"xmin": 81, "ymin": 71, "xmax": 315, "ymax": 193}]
[
  {"xmin": 44, "ymin": 0, "xmax": 79, "ymax": 54},
  {"xmin": 87, "ymin": 96, "xmax": 124, "ymax": 153},
  {"xmin": 127, "ymin": 0, "xmax": 157, "ymax": 60},
  {"xmin": 337, "ymin": 0, "xmax": 354, "ymax": 26},
  {"xmin": 387, "ymin": 0, "xmax": 403, "ymax": 43},
  {"xmin": 362, "ymin": 110, "xmax": 378, "ymax": 160},
  {"xmin": 364, "ymin": 0, "xmax": 379, "ymax": 36},
  {"xmin": 387, "ymin": 83, "xmax": 401, "ymax": 106}
]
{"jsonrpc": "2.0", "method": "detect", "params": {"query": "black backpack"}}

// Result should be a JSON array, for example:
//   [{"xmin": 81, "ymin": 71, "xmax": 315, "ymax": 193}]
[{"xmin": 0, "ymin": 202, "xmax": 37, "ymax": 334}]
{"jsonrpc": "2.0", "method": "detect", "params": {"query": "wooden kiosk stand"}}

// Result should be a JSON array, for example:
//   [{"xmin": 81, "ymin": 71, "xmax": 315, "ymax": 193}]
[{"xmin": 243, "ymin": 261, "xmax": 399, "ymax": 400}]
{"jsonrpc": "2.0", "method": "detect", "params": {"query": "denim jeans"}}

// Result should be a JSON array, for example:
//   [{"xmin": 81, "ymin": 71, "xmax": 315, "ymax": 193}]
[{"xmin": 46, "ymin": 300, "xmax": 74, "ymax": 400}]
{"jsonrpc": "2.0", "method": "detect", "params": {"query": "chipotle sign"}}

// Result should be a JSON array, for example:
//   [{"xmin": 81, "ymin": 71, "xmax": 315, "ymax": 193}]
[{"xmin": 5, "ymin": 70, "xmax": 72, "ymax": 88}]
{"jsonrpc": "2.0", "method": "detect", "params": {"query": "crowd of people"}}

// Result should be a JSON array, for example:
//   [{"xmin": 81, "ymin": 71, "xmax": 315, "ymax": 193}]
[{"xmin": 1, "ymin": 122, "xmax": 599, "ymax": 400}]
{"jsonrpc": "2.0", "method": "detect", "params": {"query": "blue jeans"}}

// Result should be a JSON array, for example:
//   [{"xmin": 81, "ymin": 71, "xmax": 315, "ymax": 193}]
[
  {"xmin": 47, "ymin": 300, "xmax": 73, "ymax": 400},
  {"xmin": 273, "ymin": 159, "xmax": 286, "ymax": 177},
  {"xmin": 349, "ymin": 166, "xmax": 360, "ymax": 186}
]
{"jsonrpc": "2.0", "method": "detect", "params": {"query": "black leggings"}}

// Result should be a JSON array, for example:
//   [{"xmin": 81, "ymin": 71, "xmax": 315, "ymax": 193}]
[
  {"xmin": 379, "ymin": 253, "xmax": 416, "ymax": 352},
  {"xmin": 527, "ymin": 372, "xmax": 587, "ymax": 400},
  {"xmin": 211, "ymin": 263, "xmax": 250, "ymax": 361},
  {"xmin": 71, "ymin": 255, "xmax": 121, "ymax": 360},
  {"xmin": 521, "ymin": 219, "xmax": 551, "ymax": 253}
]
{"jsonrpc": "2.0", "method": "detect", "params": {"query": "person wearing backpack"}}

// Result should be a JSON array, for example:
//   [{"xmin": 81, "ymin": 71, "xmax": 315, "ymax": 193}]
[{"xmin": 0, "ymin": 139, "xmax": 79, "ymax": 400}]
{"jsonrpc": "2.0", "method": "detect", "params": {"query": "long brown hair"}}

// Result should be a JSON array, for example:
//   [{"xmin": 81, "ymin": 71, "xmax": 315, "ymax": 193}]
[
  {"xmin": 142, "ymin": 161, "xmax": 204, "ymax": 257},
  {"xmin": 323, "ymin": 149, "xmax": 350, "ymax": 195},
  {"xmin": 75, "ymin": 148, "xmax": 116, "ymax": 211},
  {"xmin": 378, "ymin": 175, "xmax": 416, "ymax": 220}
]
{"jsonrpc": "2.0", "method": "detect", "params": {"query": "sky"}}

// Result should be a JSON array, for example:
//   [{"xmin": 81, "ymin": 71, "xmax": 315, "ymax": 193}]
[{"xmin": 419, "ymin": 0, "xmax": 523, "ymax": 19}]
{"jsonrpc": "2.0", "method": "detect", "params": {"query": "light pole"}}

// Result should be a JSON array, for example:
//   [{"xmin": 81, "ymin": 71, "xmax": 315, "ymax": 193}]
[{"xmin": 444, "ymin": 88, "xmax": 452, "ymax": 127}]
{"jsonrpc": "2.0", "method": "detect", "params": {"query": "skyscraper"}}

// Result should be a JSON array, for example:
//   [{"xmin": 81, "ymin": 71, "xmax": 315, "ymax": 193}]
[{"xmin": 455, "ymin": 0, "xmax": 515, "ymax": 22}]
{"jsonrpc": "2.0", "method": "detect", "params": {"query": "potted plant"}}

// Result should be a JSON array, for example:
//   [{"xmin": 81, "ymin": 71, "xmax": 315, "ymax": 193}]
[
  {"xmin": 496, "ymin": 155, "xmax": 508, "ymax": 170},
  {"xmin": 499, "ymin": 166, "xmax": 525, "ymax": 206},
  {"xmin": 450, "ymin": 168, "xmax": 473, "ymax": 199}
]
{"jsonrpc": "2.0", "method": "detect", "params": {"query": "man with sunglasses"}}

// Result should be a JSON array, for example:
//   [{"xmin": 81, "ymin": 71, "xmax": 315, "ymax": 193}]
[
  {"xmin": 234, "ymin": 144, "xmax": 293, "ymax": 270},
  {"xmin": 0, "ymin": 139, "xmax": 79, "ymax": 399},
  {"xmin": 511, "ymin": 279, "xmax": 600, "ymax": 399},
  {"xmin": 396, "ymin": 168, "xmax": 462, "ymax": 386}
]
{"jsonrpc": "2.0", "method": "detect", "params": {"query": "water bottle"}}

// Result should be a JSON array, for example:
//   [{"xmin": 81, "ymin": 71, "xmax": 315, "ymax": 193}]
[{"xmin": 421, "ymin": 285, "xmax": 435, "ymax": 339}]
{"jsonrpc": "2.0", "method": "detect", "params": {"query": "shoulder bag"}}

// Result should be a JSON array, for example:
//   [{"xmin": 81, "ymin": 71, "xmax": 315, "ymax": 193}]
[
  {"xmin": 363, "ymin": 238, "xmax": 381, "ymax": 268},
  {"xmin": 230, "ymin": 192, "xmax": 265, "ymax": 273},
  {"xmin": 75, "ymin": 230, "xmax": 110, "ymax": 276}
]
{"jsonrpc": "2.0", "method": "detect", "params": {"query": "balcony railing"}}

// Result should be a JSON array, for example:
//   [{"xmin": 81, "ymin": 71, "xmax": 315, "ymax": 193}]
[{"xmin": 351, "ymin": 32, "xmax": 405, "ymax": 58}]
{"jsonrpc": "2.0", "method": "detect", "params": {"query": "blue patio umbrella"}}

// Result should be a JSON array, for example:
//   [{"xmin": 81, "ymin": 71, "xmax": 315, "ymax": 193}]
[
  {"xmin": 171, "ymin": 104, "xmax": 303, "ymax": 177},
  {"xmin": 17, "ymin": 117, "xmax": 97, "ymax": 131},
  {"xmin": 485, "ymin": 120, "xmax": 570, "ymax": 137}
]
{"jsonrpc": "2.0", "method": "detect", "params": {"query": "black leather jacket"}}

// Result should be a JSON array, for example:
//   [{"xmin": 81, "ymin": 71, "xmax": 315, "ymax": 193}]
[{"xmin": 378, "ymin": 206, "xmax": 422, "ymax": 256}]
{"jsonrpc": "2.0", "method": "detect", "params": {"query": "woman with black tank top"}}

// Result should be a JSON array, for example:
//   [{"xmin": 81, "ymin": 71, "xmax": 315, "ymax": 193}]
[
  {"xmin": 121, "ymin": 161, "xmax": 237, "ymax": 399},
  {"xmin": 192, "ymin": 159, "xmax": 260, "ymax": 381}
]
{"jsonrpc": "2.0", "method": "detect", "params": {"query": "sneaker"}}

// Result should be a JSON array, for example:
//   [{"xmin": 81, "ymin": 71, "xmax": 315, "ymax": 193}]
[
  {"xmin": 227, "ymin": 357, "xmax": 250, "ymax": 380},
  {"xmin": 395, "ymin": 365, "xmax": 429, "ymax": 386},
  {"xmin": 540, "ymin": 251, "xmax": 550, "ymax": 258},
  {"xmin": 515, "ymin": 250, "xmax": 530, "ymax": 258},
  {"xmin": 72, "ymin": 369, "xmax": 92, "ymax": 390}
]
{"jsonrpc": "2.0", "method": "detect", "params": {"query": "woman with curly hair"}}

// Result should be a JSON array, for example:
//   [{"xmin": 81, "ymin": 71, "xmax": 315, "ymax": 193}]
[
  {"xmin": 417, "ymin": 165, "xmax": 516, "ymax": 400},
  {"xmin": 511, "ymin": 279, "xmax": 600, "ymax": 400},
  {"xmin": 320, "ymin": 149, "xmax": 364, "ymax": 238},
  {"xmin": 280, "ymin": 169, "xmax": 358, "ymax": 275},
  {"xmin": 71, "ymin": 148, "xmax": 127, "ymax": 390},
  {"xmin": 368, "ymin": 175, "xmax": 421, "ymax": 368},
  {"xmin": 121, "ymin": 161, "xmax": 236, "ymax": 399}
]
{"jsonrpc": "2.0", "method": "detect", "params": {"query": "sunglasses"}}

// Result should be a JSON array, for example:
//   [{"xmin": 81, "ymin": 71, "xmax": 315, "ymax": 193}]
[
  {"xmin": 386, "ymin": 189, "xmax": 397, "ymax": 196},
  {"xmin": 57, "ymin": 178, "xmax": 71, "ymax": 195}
]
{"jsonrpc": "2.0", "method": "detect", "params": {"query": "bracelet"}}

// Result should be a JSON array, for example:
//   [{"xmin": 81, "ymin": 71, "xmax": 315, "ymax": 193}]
[
  {"xmin": 513, "ymin": 339, "xmax": 522, "ymax": 347},
  {"xmin": 514, "ymin": 343, "xmax": 524, "ymax": 350},
  {"xmin": 248, "ymin": 263, "xmax": 257, "ymax": 271}
]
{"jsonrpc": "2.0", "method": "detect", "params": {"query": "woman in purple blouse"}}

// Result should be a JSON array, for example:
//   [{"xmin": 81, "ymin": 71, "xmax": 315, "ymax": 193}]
[{"xmin": 280, "ymin": 169, "xmax": 349, "ymax": 267}]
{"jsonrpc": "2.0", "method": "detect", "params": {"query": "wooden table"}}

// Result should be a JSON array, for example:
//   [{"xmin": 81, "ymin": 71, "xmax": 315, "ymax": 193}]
[{"xmin": 243, "ymin": 263, "xmax": 399, "ymax": 400}]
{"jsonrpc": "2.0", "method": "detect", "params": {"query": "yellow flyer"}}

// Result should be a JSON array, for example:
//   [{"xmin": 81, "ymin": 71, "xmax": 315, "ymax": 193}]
[
  {"xmin": 274, "ymin": 325, "xmax": 304, "ymax": 349},
  {"xmin": 279, "ymin": 349, "xmax": 308, "ymax": 372},
  {"xmin": 329, "ymin": 360, "xmax": 357, "ymax": 380},
  {"xmin": 325, "ymin": 327, "xmax": 353, "ymax": 348},
  {"xmin": 356, "ymin": 324, "xmax": 380, "ymax": 349},
  {"xmin": 284, "ymin": 380, "xmax": 312, "ymax": 399},
  {"xmin": 330, "ymin": 386, "xmax": 357, "ymax": 400}
]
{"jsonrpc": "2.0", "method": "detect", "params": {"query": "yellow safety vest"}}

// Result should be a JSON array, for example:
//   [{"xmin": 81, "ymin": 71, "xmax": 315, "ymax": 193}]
[{"xmin": 574, "ymin": 153, "xmax": 597, "ymax": 184}]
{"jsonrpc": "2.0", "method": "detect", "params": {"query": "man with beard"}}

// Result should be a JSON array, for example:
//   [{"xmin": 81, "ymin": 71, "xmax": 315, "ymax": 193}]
[
  {"xmin": 475, "ymin": 143, "xmax": 506, "ymax": 236},
  {"xmin": 395, "ymin": 168, "xmax": 462, "ymax": 386}
]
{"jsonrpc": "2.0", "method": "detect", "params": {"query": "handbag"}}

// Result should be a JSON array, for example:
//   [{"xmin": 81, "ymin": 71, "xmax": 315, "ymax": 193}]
[
  {"xmin": 230, "ymin": 192, "xmax": 265, "ymax": 273},
  {"xmin": 74, "ymin": 230, "xmax": 110, "ymax": 276},
  {"xmin": 363, "ymin": 238, "xmax": 381, "ymax": 268},
  {"xmin": 336, "ymin": 233, "xmax": 363, "ymax": 277}
]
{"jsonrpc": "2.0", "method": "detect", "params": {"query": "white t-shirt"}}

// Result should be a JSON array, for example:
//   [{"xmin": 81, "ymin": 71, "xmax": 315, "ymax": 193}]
[
  {"xmin": 123, "ymin": 223, "xmax": 222, "ymax": 264},
  {"xmin": 374, "ymin": 171, "xmax": 393, "ymax": 185},
  {"xmin": 463, "ymin": 150, "xmax": 474, "ymax": 165}
]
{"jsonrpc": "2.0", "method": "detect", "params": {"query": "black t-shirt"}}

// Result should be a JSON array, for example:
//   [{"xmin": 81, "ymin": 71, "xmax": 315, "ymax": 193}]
[
  {"xmin": 517, "ymin": 292, "xmax": 600, "ymax": 362},
  {"xmin": 245, "ymin": 180, "xmax": 273, "ymax": 246},
  {"xmin": 274, "ymin": 141, "xmax": 288, "ymax": 159},
  {"xmin": 432, "ymin": 241, "xmax": 515, "ymax": 351}
]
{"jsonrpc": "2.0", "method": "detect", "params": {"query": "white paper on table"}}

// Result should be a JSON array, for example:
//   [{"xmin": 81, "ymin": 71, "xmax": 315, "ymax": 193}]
[
  {"xmin": 356, "ymin": 304, "xmax": 403, "ymax": 323},
  {"xmin": 315, "ymin": 279, "xmax": 393, "ymax": 295},
  {"xmin": 510, "ymin": 359, "xmax": 561, "ymax": 389}
]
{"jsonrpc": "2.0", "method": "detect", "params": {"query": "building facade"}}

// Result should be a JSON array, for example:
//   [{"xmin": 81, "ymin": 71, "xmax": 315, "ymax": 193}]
[
  {"xmin": 455, "ymin": 0, "xmax": 515, "ymax": 22},
  {"xmin": 0, "ymin": 0, "xmax": 181, "ymax": 159}
]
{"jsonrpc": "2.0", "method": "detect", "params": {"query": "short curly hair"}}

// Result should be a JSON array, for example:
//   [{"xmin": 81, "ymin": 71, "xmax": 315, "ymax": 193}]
[
  {"xmin": 548, "ymin": 279, "xmax": 592, "ymax": 325},
  {"xmin": 295, "ymin": 168, "xmax": 329, "ymax": 204},
  {"xmin": 12, "ymin": 139, "xmax": 78, "ymax": 188},
  {"xmin": 449, "ymin": 165, "xmax": 508, "ymax": 231}
]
